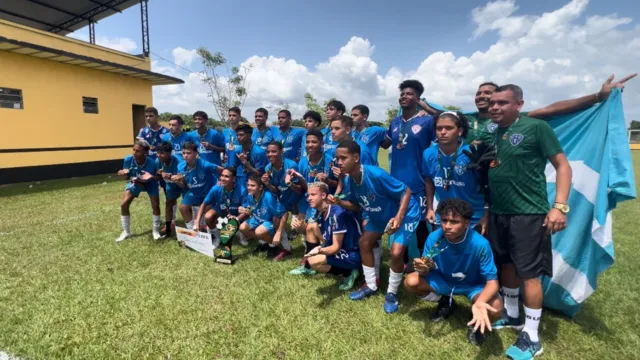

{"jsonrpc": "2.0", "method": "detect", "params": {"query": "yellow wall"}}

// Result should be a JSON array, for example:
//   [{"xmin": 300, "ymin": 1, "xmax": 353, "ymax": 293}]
[
  {"xmin": 0, "ymin": 19, "xmax": 150, "ymax": 70},
  {"xmin": 0, "ymin": 50, "xmax": 153, "ymax": 169}
]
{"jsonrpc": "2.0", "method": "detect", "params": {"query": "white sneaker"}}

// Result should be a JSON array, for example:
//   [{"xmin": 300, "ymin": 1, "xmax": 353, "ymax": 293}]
[
  {"xmin": 116, "ymin": 231, "xmax": 131, "ymax": 242},
  {"xmin": 237, "ymin": 232, "xmax": 248, "ymax": 246},
  {"xmin": 152, "ymin": 229, "xmax": 161, "ymax": 240}
]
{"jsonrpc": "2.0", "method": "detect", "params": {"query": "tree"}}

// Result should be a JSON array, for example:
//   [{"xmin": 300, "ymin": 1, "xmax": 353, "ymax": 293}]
[
  {"xmin": 443, "ymin": 105, "xmax": 461, "ymax": 111},
  {"xmin": 385, "ymin": 106, "xmax": 399, "ymax": 127},
  {"xmin": 197, "ymin": 48, "xmax": 252, "ymax": 123},
  {"xmin": 629, "ymin": 120, "xmax": 640, "ymax": 130},
  {"xmin": 304, "ymin": 92, "xmax": 324, "ymax": 119}
]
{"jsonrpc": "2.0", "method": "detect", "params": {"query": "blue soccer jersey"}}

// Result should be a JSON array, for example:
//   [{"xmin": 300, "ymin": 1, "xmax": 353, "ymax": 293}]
[
  {"xmin": 227, "ymin": 144, "xmax": 268, "ymax": 184},
  {"xmin": 243, "ymin": 190, "xmax": 285, "ymax": 223},
  {"xmin": 421, "ymin": 143, "xmax": 485, "ymax": 225},
  {"xmin": 162, "ymin": 132, "xmax": 197, "ymax": 163},
  {"xmin": 178, "ymin": 158, "xmax": 218, "ymax": 198},
  {"xmin": 387, "ymin": 114, "xmax": 435, "ymax": 213},
  {"xmin": 297, "ymin": 154, "xmax": 334, "ymax": 215},
  {"xmin": 252, "ymin": 126, "xmax": 280, "ymax": 150},
  {"xmin": 277, "ymin": 127, "xmax": 306, "ymax": 160},
  {"xmin": 203, "ymin": 181, "xmax": 247, "ymax": 217},
  {"xmin": 155, "ymin": 155, "xmax": 181, "ymax": 192},
  {"xmin": 137, "ymin": 126, "xmax": 170, "ymax": 159},
  {"xmin": 341, "ymin": 165, "xmax": 420, "ymax": 228},
  {"xmin": 265, "ymin": 158, "xmax": 302, "ymax": 210},
  {"xmin": 423, "ymin": 228, "xmax": 497, "ymax": 289},
  {"xmin": 319, "ymin": 205, "xmax": 362, "ymax": 253},
  {"xmin": 191, "ymin": 129, "xmax": 224, "ymax": 166},
  {"xmin": 123, "ymin": 155, "xmax": 157, "ymax": 181},
  {"xmin": 352, "ymin": 126, "xmax": 387, "ymax": 166},
  {"xmin": 326, "ymin": 139, "xmax": 376, "ymax": 166},
  {"xmin": 323, "ymin": 128, "xmax": 337, "ymax": 153}
]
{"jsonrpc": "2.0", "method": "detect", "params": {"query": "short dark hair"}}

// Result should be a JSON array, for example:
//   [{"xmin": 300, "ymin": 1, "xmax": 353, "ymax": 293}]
[
  {"xmin": 255, "ymin": 108, "xmax": 269, "ymax": 117},
  {"xmin": 193, "ymin": 110, "xmax": 208, "ymax": 120},
  {"xmin": 336, "ymin": 139, "xmax": 360, "ymax": 155},
  {"xmin": 495, "ymin": 84, "xmax": 523, "ymax": 101},
  {"xmin": 478, "ymin": 82, "xmax": 499, "ymax": 91},
  {"xmin": 306, "ymin": 129, "xmax": 324, "ymax": 142},
  {"xmin": 156, "ymin": 141, "xmax": 173, "ymax": 153},
  {"xmin": 399, "ymin": 79, "xmax": 425, "ymax": 97},
  {"xmin": 182, "ymin": 141, "xmax": 198, "ymax": 152},
  {"xmin": 267, "ymin": 141, "xmax": 283, "ymax": 150},
  {"xmin": 235, "ymin": 123, "xmax": 253, "ymax": 135},
  {"xmin": 436, "ymin": 199, "xmax": 474, "ymax": 221},
  {"xmin": 326, "ymin": 100, "xmax": 346, "ymax": 114},
  {"xmin": 331, "ymin": 115, "xmax": 353, "ymax": 128},
  {"xmin": 278, "ymin": 109, "xmax": 292, "ymax": 119},
  {"xmin": 169, "ymin": 115, "xmax": 184, "ymax": 125},
  {"xmin": 144, "ymin": 106, "xmax": 158, "ymax": 115},
  {"xmin": 352, "ymin": 104, "xmax": 369, "ymax": 116},
  {"xmin": 248, "ymin": 174, "xmax": 263, "ymax": 186},
  {"xmin": 435, "ymin": 111, "xmax": 469, "ymax": 138},
  {"xmin": 229, "ymin": 106, "xmax": 241, "ymax": 115},
  {"xmin": 303, "ymin": 110, "xmax": 322, "ymax": 125},
  {"xmin": 222, "ymin": 166, "xmax": 237, "ymax": 177}
]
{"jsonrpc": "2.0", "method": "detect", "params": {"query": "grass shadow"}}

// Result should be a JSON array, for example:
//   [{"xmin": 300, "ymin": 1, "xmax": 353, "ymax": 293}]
[
  {"xmin": 315, "ymin": 278, "xmax": 346, "ymax": 309},
  {"xmin": 0, "ymin": 174, "xmax": 120, "ymax": 197}
]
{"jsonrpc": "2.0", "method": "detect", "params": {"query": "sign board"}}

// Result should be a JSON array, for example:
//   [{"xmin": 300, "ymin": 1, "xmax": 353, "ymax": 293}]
[{"xmin": 175, "ymin": 227, "xmax": 214, "ymax": 257}]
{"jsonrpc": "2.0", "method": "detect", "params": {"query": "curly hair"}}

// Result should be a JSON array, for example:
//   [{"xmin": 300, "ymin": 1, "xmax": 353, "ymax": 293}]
[{"xmin": 436, "ymin": 199, "xmax": 474, "ymax": 220}]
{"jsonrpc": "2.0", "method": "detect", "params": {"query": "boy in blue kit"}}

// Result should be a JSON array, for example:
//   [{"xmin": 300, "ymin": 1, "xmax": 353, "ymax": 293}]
[
  {"xmin": 190, "ymin": 110, "xmax": 225, "ymax": 166},
  {"xmin": 172, "ymin": 142, "xmax": 220, "ymax": 231},
  {"xmin": 223, "ymin": 107, "xmax": 243, "ymax": 164},
  {"xmin": 422, "ymin": 111, "xmax": 488, "ymax": 232},
  {"xmin": 162, "ymin": 115, "xmax": 196, "ymax": 163},
  {"xmin": 136, "ymin": 107, "xmax": 169, "ymax": 160},
  {"xmin": 351, "ymin": 105, "xmax": 390, "ymax": 165},
  {"xmin": 155, "ymin": 142, "xmax": 182, "ymax": 239},
  {"xmin": 301, "ymin": 110, "xmax": 323, "ymax": 157},
  {"xmin": 329, "ymin": 140, "xmax": 421, "ymax": 314},
  {"xmin": 404, "ymin": 199, "xmax": 503, "ymax": 347},
  {"xmin": 116, "ymin": 140, "xmax": 161, "ymax": 242},
  {"xmin": 227, "ymin": 123, "xmax": 268, "ymax": 186},
  {"xmin": 253, "ymin": 108, "xmax": 280, "ymax": 150},
  {"xmin": 326, "ymin": 115, "xmax": 376, "ymax": 166},
  {"xmin": 194, "ymin": 167, "xmax": 249, "ymax": 246},
  {"xmin": 276, "ymin": 109, "xmax": 306, "ymax": 161},
  {"xmin": 323, "ymin": 100, "xmax": 346, "ymax": 152},
  {"xmin": 303, "ymin": 182, "xmax": 361, "ymax": 290},
  {"xmin": 238, "ymin": 175, "xmax": 286, "ymax": 256},
  {"xmin": 262, "ymin": 141, "xmax": 304, "ymax": 260}
]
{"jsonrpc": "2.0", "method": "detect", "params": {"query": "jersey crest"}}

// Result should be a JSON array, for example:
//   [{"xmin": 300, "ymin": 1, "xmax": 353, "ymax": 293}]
[
  {"xmin": 487, "ymin": 122, "xmax": 498, "ymax": 133},
  {"xmin": 411, "ymin": 124, "xmax": 422, "ymax": 135},
  {"xmin": 454, "ymin": 163, "xmax": 467, "ymax": 176},
  {"xmin": 509, "ymin": 134, "xmax": 524, "ymax": 146}
]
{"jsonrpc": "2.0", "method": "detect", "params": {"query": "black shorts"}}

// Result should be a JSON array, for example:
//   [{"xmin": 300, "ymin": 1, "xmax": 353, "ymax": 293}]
[{"xmin": 487, "ymin": 213, "xmax": 552, "ymax": 279}]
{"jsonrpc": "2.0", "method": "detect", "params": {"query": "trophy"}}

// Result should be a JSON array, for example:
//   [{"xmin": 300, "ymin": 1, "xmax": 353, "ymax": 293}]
[
  {"xmin": 419, "ymin": 240, "xmax": 449, "ymax": 274},
  {"xmin": 214, "ymin": 216, "xmax": 240, "ymax": 264}
]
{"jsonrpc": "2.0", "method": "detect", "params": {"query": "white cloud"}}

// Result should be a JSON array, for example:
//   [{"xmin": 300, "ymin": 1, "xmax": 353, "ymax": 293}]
[
  {"xmin": 152, "ymin": 0, "xmax": 640, "ymax": 124},
  {"xmin": 67, "ymin": 33, "xmax": 138, "ymax": 53},
  {"xmin": 172, "ymin": 47, "xmax": 197, "ymax": 67}
]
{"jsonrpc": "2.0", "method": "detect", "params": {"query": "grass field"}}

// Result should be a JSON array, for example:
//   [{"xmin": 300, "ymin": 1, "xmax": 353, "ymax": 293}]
[{"xmin": 1, "ymin": 151, "xmax": 639, "ymax": 359}]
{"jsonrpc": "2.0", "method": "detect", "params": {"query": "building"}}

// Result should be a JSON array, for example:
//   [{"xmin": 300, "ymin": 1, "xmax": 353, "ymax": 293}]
[{"xmin": 0, "ymin": 0, "xmax": 183, "ymax": 184}]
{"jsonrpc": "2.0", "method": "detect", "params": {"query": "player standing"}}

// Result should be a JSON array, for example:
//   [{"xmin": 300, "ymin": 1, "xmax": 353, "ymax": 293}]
[
  {"xmin": 162, "ymin": 115, "xmax": 196, "ymax": 163},
  {"xmin": 227, "ymin": 123, "xmax": 268, "ymax": 187},
  {"xmin": 253, "ymin": 108, "xmax": 280, "ymax": 150},
  {"xmin": 191, "ymin": 110, "xmax": 225, "ymax": 167},
  {"xmin": 136, "ymin": 107, "xmax": 169, "ymax": 160},
  {"xmin": 323, "ymin": 100, "xmax": 346, "ymax": 152},
  {"xmin": 276, "ymin": 109, "xmax": 306, "ymax": 161},
  {"xmin": 155, "ymin": 142, "xmax": 182, "ymax": 239},
  {"xmin": 351, "ymin": 105, "xmax": 390, "ymax": 165}
]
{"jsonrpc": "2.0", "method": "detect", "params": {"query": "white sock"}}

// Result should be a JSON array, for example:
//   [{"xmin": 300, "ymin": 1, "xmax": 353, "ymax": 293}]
[
  {"xmin": 152, "ymin": 215, "xmax": 161, "ymax": 231},
  {"xmin": 259, "ymin": 240, "xmax": 266, "ymax": 245},
  {"xmin": 373, "ymin": 246, "xmax": 382, "ymax": 278},
  {"xmin": 208, "ymin": 228, "xmax": 220, "ymax": 248},
  {"xmin": 420, "ymin": 293, "xmax": 442, "ymax": 302},
  {"xmin": 186, "ymin": 220, "xmax": 195, "ymax": 230},
  {"xmin": 523, "ymin": 306, "xmax": 542, "ymax": 342},
  {"xmin": 503, "ymin": 287, "xmax": 520, "ymax": 318},
  {"xmin": 172, "ymin": 205, "xmax": 177, "ymax": 221},
  {"xmin": 269, "ymin": 243, "xmax": 277, "ymax": 248},
  {"xmin": 280, "ymin": 233, "xmax": 292, "ymax": 251},
  {"xmin": 387, "ymin": 270, "xmax": 403, "ymax": 294},
  {"xmin": 363, "ymin": 265, "xmax": 378, "ymax": 291},
  {"xmin": 121, "ymin": 215, "xmax": 130, "ymax": 233}
]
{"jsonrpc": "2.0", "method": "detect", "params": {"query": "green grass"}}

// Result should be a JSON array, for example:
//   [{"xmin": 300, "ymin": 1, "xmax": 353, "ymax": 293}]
[{"xmin": 0, "ymin": 150, "xmax": 638, "ymax": 359}]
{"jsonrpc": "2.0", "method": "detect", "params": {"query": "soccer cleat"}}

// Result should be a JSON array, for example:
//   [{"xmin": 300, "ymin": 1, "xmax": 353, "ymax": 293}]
[
  {"xmin": 252, "ymin": 243, "xmax": 269, "ymax": 255},
  {"xmin": 338, "ymin": 269, "xmax": 360, "ymax": 291},
  {"xmin": 349, "ymin": 285, "xmax": 378, "ymax": 301},
  {"xmin": 289, "ymin": 266, "xmax": 317, "ymax": 276},
  {"xmin": 266, "ymin": 246, "xmax": 279, "ymax": 259},
  {"xmin": 273, "ymin": 249, "xmax": 292, "ymax": 261},
  {"xmin": 431, "ymin": 296, "xmax": 457, "ymax": 322},
  {"xmin": 383, "ymin": 292, "xmax": 400, "ymax": 313},
  {"xmin": 505, "ymin": 332, "xmax": 543, "ymax": 360},
  {"xmin": 160, "ymin": 227, "xmax": 172, "ymax": 239},
  {"xmin": 152, "ymin": 229, "xmax": 161, "ymax": 240},
  {"xmin": 467, "ymin": 326, "xmax": 486, "ymax": 347},
  {"xmin": 493, "ymin": 313, "xmax": 524, "ymax": 330},
  {"xmin": 116, "ymin": 231, "xmax": 131, "ymax": 243}
]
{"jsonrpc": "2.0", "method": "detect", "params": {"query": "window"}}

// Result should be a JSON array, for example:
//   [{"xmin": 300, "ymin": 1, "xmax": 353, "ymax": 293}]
[
  {"xmin": 83, "ymin": 97, "xmax": 99, "ymax": 114},
  {"xmin": 0, "ymin": 87, "xmax": 23, "ymax": 109}
]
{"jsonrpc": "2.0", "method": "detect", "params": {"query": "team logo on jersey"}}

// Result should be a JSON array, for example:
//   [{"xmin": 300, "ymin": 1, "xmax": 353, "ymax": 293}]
[
  {"xmin": 286, "ymin": 135, "xmax": 293, "ymax": 143},
  {"xmin": 256, "ymin": 138, "xmax": 262, "ymax": 145},
  {"xmin": 198, "ymin": 173, "xmax": 204, "ymax": 180},
  {"xmin": 411, "ymin": 125, "xmax": 422, "ymax": 135},
  {"xmin": 367, "ymin": 191, "xmax": 376, "ymax": 201},
  {"xmin": 509, "ymin": 134, "xmax": 524, "ymax": 146},
  {"xmin": 454, "ymin": 164, "xmax": 466, "ymax": 176},
  {"xmin": 360, "ymin": 134, "xmax": 370, "ymax": 143},
  {"xmin": 452, "ymin": 272, "xmax": 466, "ymax": 281},
  {"xmin": 257, "ymin": 207, "xmax": 267, "ymax": 217},
  {"xmin": 487, "ymin": 123, "xmax": 498, "ymax": 133},
  {"xmin": 174, "ymin": 144, "xmax": 180, "ymax": 151}
]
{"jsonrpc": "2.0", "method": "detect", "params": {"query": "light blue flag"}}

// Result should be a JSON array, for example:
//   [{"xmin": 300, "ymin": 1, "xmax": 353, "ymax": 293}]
[{"xmin": 425, "ymin": 89, "xmax": 636, "ymax": 316}]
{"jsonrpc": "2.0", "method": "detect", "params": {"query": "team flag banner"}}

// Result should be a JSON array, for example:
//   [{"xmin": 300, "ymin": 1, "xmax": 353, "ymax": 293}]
[{"xmin": 175, "ymin": 227, "xmax": 214, "ymax": 258}]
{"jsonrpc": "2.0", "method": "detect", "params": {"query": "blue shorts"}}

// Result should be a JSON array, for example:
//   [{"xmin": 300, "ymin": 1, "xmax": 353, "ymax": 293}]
[
  {"xmin": 424, "ymin": 270, "xmax": 484, "ymax": 301},
  {"xmin": 162, "ymin": 183, "xmax": 182, "ymax": 200},
  {"xmin": 326, "ymin": 249, "xmax": 361, "ymax": 270},
  {"xmin": 412, "ymin": 194, "xmax": 426, "ymax": 217},
  {"xmin": 182, "ymin": 193, "xmax": 205, "ymax": 206},
  {"xmin": 126, "ymin": 182, "xmax": 159, "ymax": 197},
  {"xmin": 247, "ymin": 217, "xmax": 276, "ymax": 236}
]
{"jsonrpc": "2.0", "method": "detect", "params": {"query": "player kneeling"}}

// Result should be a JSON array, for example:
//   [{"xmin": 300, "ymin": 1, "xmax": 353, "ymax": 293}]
[
  {"xmin": 303, "ymin": 182, "xmax": 361, "ymax": 290},
  {"xmin": 404, "ymin": 199, "xmax": 503, "ymax": 346},
  {"xmin": 116, "ymin": 140, "xmax": 161, "ymax": 242}
]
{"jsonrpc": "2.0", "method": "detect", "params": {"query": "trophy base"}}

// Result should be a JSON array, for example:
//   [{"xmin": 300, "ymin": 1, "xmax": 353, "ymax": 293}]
[{"xmin": 214, "ymin": 255, "xmax": 237, "ymax": 265}]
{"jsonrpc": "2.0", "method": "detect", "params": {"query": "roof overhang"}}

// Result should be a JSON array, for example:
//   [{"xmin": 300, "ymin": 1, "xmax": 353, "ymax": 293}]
[{"xmin": 0, "ymin": 35, "xmax": 184, "ymax": 86}]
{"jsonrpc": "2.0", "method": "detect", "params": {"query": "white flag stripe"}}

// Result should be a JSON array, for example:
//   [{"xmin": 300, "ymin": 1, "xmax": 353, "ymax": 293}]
[
  {"xmin": 545, "ymin": 160, "xmax": 599, "ymax": 205},
  {"xmin": 551, "ymin": 249, "xmax": 595, "ymax": 303}
]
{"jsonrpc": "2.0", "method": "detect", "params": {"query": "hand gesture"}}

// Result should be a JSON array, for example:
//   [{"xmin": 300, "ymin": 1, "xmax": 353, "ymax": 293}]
[
  {"xmin": 426, "ymin": 209, "xmax": 436, "ymax": 224},
  {"xmin": 117, "ymin": 169, "xmax": 129, "ymax": 177},
  {"xmin": 316, "ymin": 172, "xmax": 328, "ymax": 182},
  {"xmin": 599, "ymin": 73, "xmax": 637, "ymax": 101},
  {"xmin": 237, "ymin": 152, "xmax": 248, "ymax": 164},
  {"xmin": 413, "ymin": 257, "xmax": 429, "ymax": 274},
  {"xmin": 291, "ymin": 216, "xmax": 303, "ymax": 231},
  {"xmin": 139, "ymin": 171, "xmax": 153, "ymax": 182},
  {"xmin": 304, "ymin": 246, "xmax": 321, "ymax": 258},
  {"xmin": 467, "ymin": 301, "xmax": 498, "ymax": 335},
  {"xmin": 162, "ymin": 172, "xmax": 172, "ymax": 181},
  {"xmin": 331, "ymin": 166, "xmax": 342, "ymax": 179},
  {"xmin": 476, "ymin": 213, "xmax": 488, "ymax": 235},
  {"xmin": 543, "ymin": 208, "xmax": 567, "ymax": 234},
  {"xmin": 261, "ymin": 173, "xmax": 270, "ymax": 185},
  {"xmin": 201, "ymin": 141, "xmax": 210, "ymax": 149},
  {"xmin": 238, "ymin": 206, "xmax": 250, "ymax": 215},
  {"xmin": 386, "ymin": 216, "xmax": 402, "ymax": 234},
  {"xmin": 327, "ymin": 194, "xmax": 339, "ymax": 205}
]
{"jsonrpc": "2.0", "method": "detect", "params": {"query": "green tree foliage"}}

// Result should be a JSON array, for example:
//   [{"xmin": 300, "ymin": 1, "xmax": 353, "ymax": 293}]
[
  {"xmin": 385, "ymin": 106, "xmax": 399, "ymax": 127},
  {"xmin": 629, "ymin": 120, "xmax": 640, "ymax": 130},
  {"xmin": 443, "ymin": 105, "xmax": 461, "ymax": 111}
]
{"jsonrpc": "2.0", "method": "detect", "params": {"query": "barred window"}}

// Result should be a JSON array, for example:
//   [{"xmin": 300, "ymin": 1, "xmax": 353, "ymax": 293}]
[
  {"xmin": 0, "ymin": 87, "xmax": 23, "ymax": 110},
  {"xmin": 83, "ymin": 97, "xmax": 99, "ymax": 114}
]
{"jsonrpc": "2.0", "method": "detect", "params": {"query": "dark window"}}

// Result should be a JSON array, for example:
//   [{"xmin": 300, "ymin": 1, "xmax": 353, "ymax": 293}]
[
  {"xmin": 0, "ymin": 87, "xmax": 23, "ymax": 109},
  {"xmin": 83, "ymin": 97, "xmax": 99, "ymax": 114}
]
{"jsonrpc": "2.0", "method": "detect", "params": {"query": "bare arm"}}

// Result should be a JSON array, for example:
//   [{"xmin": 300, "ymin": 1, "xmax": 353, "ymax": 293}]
[
  {"xmin": 549, "ymin": 152, "xmax": 572, "ymax": 204},
  {"xmin": 381, "ymin": 137, "xmax": 392, "ymax": 149},
  {"xmin": 474, "ymin": 279, "xmax": 500, "ymax": 305},
  {"xmin": 320, "ymin": 233, "xmax": 343, "ymax": 256},
  {"xmin": 395, "ymin": 188, "xmax": 412, "ymax": 221},
  {"xmin": 425, "ymin": 177, "xmax": 435, "ymax": 213}
]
